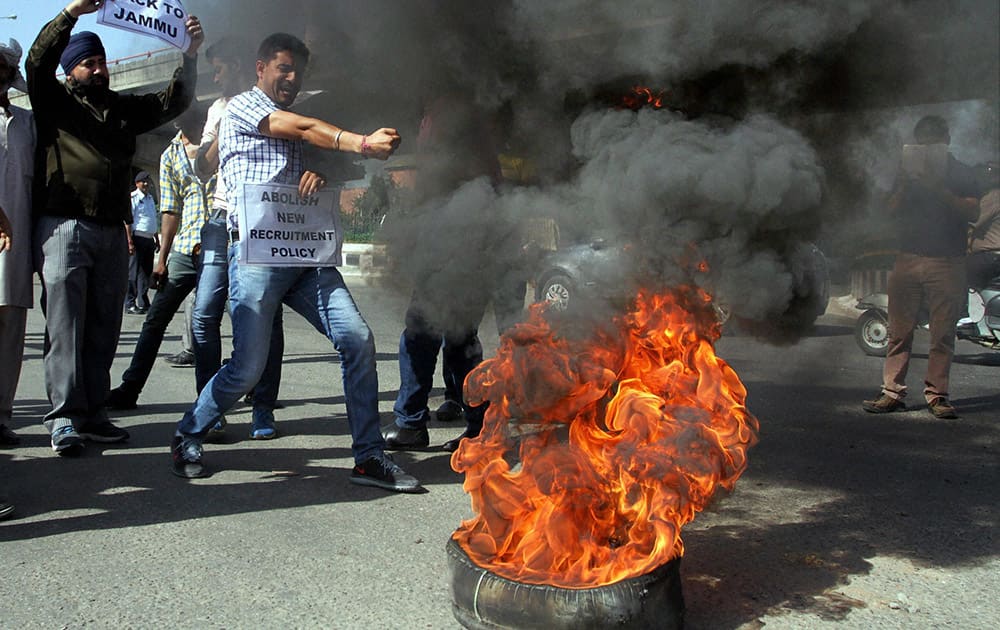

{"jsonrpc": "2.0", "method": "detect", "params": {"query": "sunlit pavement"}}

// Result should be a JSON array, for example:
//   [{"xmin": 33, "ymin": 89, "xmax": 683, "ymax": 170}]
[{"xmin": 2, "ymin": 280, "xmax": 997, "ymax": 629}]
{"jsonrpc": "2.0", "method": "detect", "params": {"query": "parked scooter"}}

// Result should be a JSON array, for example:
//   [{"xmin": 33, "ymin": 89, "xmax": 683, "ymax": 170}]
[
  {"xmin": 958, "ymin": 280, "xmax": 1000, "ymax": 349},
  {"xmin": 855, "ymin": 281, "xmax": 1000, "ymax": 356}
]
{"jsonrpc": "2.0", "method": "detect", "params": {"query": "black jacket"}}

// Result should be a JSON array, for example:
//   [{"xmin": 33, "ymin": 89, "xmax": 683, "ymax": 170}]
[{"xmin": 27, "ymin": 10, "xmax": 196, "ymax": 225}]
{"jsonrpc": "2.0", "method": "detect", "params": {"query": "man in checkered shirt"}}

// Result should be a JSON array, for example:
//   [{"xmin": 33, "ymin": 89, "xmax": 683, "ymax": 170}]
[
  {"xmin": 171, "ymin": 33, "xmax": 421, "ymax": 493},
  {"xmin": 106, "ymin": 107, "xmax": 213, "ymax": 410}
]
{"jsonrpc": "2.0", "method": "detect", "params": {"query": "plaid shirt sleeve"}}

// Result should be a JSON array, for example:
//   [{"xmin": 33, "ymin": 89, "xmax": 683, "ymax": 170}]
[
  {"xmin": 221, "ymin": 88, "xmax": 304, "ymax": 230},
  {"xmin": 157, "ymin": 134, "xmax": 211, "ymax": 256},
  {"xmin": 228, "ymin": 89, "xmax": 278, "ymax": 135},
  {"xmin": 158, "ymin": 140, "xmax": 183, "ymax": 216}
]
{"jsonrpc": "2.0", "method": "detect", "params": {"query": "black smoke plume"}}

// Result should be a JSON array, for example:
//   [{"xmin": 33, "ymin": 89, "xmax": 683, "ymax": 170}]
[{"xmin": 187, "ymin": 0, "xmax": 999, "ymax": 341}]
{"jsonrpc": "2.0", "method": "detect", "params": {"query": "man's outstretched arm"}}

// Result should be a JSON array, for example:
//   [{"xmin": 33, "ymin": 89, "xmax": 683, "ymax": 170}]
[{"xmin": 260, "ymin": 110, "xmax": 400, "ymax": 161}]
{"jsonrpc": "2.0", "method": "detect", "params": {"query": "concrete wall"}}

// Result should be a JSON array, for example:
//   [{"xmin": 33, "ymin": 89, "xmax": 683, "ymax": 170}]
[{"xmin": 10, "ymin": 47, "xmax": 217, "ymax": 177}]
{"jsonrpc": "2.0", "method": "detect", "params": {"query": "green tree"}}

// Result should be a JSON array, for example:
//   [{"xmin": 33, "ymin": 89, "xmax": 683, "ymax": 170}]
[{"xmin": 346, "ymin": 174, "xmax": 403, "ymax": 243}]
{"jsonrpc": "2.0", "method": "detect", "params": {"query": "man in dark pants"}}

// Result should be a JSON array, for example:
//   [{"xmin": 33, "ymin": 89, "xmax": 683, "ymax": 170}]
[
  {"xmin": 863, "ymin": 116, "xmax": 981, "ymax": 419},
  {"xmin": 382, "ymin": 91, "xmax": 526, "ymax": 453},
  {"xmin": 435, "ymin": 273, "xmax": 528, "ymax": 425},
  {"xmin": 28, "ymin": 0, "xmax": 203, "ymax": 455},
  {"xmin": 125, "ymin": 171, "xmax": 158, "ymax": 314},
  {"xmin": 392, "ymin": 294, "xmax": 489, "ymax": 451},
  {"xmin": 106, "ymin": 110, "xmax": 212, "ymax": 412}
]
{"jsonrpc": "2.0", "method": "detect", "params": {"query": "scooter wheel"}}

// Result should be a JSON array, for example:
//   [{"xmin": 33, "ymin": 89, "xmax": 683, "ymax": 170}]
[{"xmin": 856, "ymin": 309, "xmax": 889, "ymax": 357}]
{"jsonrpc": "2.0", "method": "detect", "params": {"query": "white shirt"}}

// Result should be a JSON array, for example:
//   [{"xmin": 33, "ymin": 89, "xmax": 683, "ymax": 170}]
[
  {"xmin": 130, "ymin": 188, "xmax": 159, "ymax": 236},
  {"xmin": 201, "ymin": 96, "xmax": 231, "ymax": 212}
]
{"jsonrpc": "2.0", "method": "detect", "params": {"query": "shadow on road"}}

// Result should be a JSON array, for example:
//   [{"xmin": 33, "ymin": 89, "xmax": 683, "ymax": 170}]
[
  {"xmin": 0, "ymin": 408, "xmax": 464, "ymax": 544},
  {"xmin": 682, "ymin": 381, "xmax": 999, "ymax": 628},
  {"xmin": 6, "ymin": 316, "xmax": 997, "ymax": 628}
]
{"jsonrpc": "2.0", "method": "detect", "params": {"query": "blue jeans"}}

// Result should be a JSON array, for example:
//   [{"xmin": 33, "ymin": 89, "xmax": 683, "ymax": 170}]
[
  {"xmin": 439, "ymin": 275, "xmax": 526, "ymax": 405},
  {"xmin": 191, "ymin": 217, "xmax": 283, "ymax": 400},
  {"xmin": 178, "ymin": 241, "xmax": 384, "ymax": 462},
  {"xmin": 393, "ymin": 295, "xmax": 486, "ymax": 433}
]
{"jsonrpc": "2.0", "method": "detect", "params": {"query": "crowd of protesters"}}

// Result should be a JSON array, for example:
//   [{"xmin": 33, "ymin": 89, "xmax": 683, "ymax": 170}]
[
  {"xmin": 3, "ymin": 2, "xmax": 999, "ymax": 523},
  {"xmin": 0, "ymin": 0, "xmax": 438, "ymax": 519},
  {"xmin": 1, "ymin": 0, "xmax": 541, "ymax": 513}
]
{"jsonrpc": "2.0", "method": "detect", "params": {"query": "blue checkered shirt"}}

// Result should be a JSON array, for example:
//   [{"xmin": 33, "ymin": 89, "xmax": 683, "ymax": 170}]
[
  {"xmin": 159, "ymin": 132, "xmax": 214, "ymax": 256},
  {"xmin": 219, "ymin": 86, "xmax": 303, "ymax": 231}
]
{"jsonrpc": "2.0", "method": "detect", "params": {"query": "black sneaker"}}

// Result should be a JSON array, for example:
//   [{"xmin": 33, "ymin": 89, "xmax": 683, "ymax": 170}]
[
  {"xmin": 78, "ymin": 422, "xmax": 130, "ymax": 443},
  {"xmin": 171, "ymin": 436, "xmax": 209, "ymax": 478},
  {"xmin": 105, "ymin": 386, "xmax": 138, "ymax": 410},
  {"xmin": 0, "ymin": 499, "xmax": 13, "ymax": 521},
  {"xmin": 51, "ymin": 425, "xmax": 85, "ymax": 456},
  {"xmin": 350, "ymin": 454, "xmax": 422, "ymax": 493},
  {"xmin": 164, "ymin": 350, "xmax": 195, "ymax": 367}
]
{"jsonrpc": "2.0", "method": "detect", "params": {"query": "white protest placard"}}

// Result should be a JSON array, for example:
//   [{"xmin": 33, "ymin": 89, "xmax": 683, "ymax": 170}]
[
  {"xmin": 237, "ymin": 182, "xmax": 343, "ymax": 267},
  {"xmin": 98, "ymin": 0, "xmax": 191, "ymax": 53}
]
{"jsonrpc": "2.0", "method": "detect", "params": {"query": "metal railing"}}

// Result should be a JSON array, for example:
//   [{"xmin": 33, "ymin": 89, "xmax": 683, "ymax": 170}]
[
  {"xmin": 10, "ymin": 45, "xmax": 182, "ymax": 107},
  {"xmin": 54, "ymin": 46, "xmax": 178, "ymax": 80}
]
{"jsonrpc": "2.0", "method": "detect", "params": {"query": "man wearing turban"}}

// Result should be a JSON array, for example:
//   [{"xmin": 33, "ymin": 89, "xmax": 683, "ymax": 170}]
[{"xmin": 26, "ymin": 0, "xmax": 204, "ymax": 456}]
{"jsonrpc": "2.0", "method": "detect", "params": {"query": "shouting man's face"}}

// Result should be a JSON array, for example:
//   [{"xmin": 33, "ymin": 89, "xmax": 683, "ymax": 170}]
[{"xmin": 256, "ymin": 50, "xmax": 303, "ymax": 108}]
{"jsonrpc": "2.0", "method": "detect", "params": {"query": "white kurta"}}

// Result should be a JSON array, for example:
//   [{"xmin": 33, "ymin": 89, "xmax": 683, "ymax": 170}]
[{"xmin": 0, "ymin": 103, "xmax": 34, "ymax": 308}]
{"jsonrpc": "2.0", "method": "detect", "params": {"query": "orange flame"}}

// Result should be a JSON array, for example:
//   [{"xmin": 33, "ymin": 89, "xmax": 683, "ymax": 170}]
[
  {"xmin": 620, "ymin": 85, "xmax": 668, "ymax": 110},
  {"xmin": 451, "ymin": 286, "xmax": 759, "ymax": 588}
]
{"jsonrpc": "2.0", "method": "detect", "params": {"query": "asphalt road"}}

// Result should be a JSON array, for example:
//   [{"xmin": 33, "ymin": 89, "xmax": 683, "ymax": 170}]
[{"xmin": 1, "ymin": 280, "xmax": 998, "ymax": 629}]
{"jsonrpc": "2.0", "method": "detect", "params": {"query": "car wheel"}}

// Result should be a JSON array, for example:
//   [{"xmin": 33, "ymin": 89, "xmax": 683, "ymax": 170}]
[
  {"xmin": 539, "ymin": 273, "xmax": 574, "ymax": 311},
  {"xmin": 855, "ymin": 309, "xmax": 889, "ymax": 357}
]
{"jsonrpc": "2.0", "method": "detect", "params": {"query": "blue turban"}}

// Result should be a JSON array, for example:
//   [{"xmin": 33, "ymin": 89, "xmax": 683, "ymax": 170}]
[{"xmin": 60, "ymin": 31, "xmax": 106, "ymax": 74}]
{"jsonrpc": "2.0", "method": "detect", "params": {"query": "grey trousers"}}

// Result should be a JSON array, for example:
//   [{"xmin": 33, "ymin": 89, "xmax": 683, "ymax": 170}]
[
  {"xmin": 34, "ymin": 216, "xmax": 128, "ymax": 433},
  {"xmin": 0, "ymin": 306, "xmax": 28, "ymax": 424}
]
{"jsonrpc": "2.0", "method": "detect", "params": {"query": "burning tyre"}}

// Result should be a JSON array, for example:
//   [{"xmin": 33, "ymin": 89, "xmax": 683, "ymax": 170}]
[
  {"xmin": 449, "ymin": 287, "xmax": 759, "ymax": 627},
  {"xmin": 446, "ymin": 538, "xmax": 684, "ymax": 630}
]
